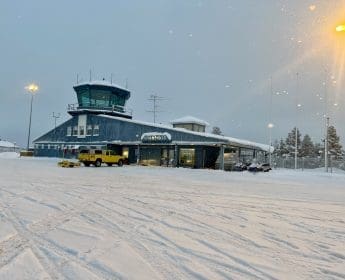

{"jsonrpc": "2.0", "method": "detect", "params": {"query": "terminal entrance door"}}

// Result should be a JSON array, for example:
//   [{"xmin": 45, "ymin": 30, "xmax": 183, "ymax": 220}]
[
  {"xmin": 140, "ymin": 147, "xmax": 161, "ymax": 166},
  {"xmin": 179, "ymin": 148, "xmax": 195, "ymax": 168}
]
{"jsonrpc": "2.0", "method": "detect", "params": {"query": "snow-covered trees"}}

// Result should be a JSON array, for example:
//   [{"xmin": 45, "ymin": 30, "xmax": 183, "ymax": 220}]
[
  {"xmin": 300, "ymin": 134, "xmax": 315, "ymax": 157},
  {"xmin": 274, "ymin": 138, "xmax": 289, "ymax": 157},
  {"xmin": 212, "ymin": 126, "xmax": 223, "ymax": 135},
  {"xmin": 285, "ymin": 127, "xmax": 301, "ymax": 156},
  {"xmin": 327, "ymin": 126, "xmax": 343, "ymax": 159},
  {"xmin": 274, "ymin": 126, "xmax": 344, "ymax": 159}
]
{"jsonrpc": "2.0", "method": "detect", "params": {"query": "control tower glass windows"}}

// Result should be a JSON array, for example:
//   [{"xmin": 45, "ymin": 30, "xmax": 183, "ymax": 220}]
[
  {"xmin": 77, "ymin": 89, "xmax": 126, "ymax": 109},
  {"xmin": 77, "ymin": 88, "xmax": 91, "ymax": 107}
]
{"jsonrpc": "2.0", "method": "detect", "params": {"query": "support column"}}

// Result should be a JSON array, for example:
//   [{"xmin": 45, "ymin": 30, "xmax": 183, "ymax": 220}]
[
  {"xmin": 137, "ymin": 144, "xmax": 140, "ymax": 165},
  {"xmin": 174, "ymin": 144, "xmax": 178, "ymax": 167},
  {"xmin": 219, "ymin": 145, "xmax": 225, "ymax": 171}
]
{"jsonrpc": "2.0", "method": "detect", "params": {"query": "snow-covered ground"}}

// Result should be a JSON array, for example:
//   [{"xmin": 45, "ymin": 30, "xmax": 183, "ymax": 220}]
[{"xmin": 0, "ymin": 157, "xmax": 344, "ymax": 280}]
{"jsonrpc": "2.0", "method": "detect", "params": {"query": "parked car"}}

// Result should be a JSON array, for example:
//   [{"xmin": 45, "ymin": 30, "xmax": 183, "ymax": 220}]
[
  {"xmin": 248, "ymin": 162, "xmax": 261, "ymax": 172},
  {"xmin": 233, "ymin": 162, "xmax": 247, "ymax": 171},
  {"xmin": 248, "ymin": 163, "xmax": 272, "ymax": 172},
  {"xmin": 260, "ymin": 163, "xmax": 272, "ymax": 172},
  {"xmin": 78, "ymin": 148, "xmax": 127, "ymax": 167}
]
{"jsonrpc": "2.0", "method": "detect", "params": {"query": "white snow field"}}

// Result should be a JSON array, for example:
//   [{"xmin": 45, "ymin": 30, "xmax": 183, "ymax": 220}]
[{"xmin": 0, "ymin": 157, "xmax": 344, "ymax": 280}]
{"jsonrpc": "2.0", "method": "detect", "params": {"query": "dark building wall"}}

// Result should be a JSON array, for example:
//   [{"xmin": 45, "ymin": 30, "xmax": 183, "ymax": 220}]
[{"xmin": 34, "ymin": 114, "xmax": 225, "ymax": 145}]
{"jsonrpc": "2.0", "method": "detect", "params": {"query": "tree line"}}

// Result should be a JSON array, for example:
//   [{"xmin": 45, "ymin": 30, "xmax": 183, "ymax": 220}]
[{"xmin": 273, "ymin": 126, "xmax": 344, "ymax": 159}]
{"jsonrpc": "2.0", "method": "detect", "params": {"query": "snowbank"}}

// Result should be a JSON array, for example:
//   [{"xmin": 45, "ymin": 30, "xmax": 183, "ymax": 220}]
[
  {"xmin": 0, "ymin": 152, "xmax": 20, "ymax": 159},
  {"xmin": 0, "ymin": 158, "xmax": 344, "ymax": 279}
]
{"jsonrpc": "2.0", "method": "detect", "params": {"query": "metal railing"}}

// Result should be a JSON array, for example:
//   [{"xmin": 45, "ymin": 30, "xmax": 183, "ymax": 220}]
[{"xmin": 67, "ymin": 103, "xmax": 132, "ymax": 115}]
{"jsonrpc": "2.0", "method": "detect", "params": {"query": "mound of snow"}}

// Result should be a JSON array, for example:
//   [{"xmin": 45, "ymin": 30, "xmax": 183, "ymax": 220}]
[{"xmin": 0, "ymin": 152, "xmax": 20, "ymax": 159}]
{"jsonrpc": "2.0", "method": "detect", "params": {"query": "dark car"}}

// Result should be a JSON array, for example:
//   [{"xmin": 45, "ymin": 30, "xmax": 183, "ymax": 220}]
[
  {"xmin": 248, "ymin": 163, "xmax": 272, "ymax": 172},
  {"xmin": 261, "ymin": 163, "xmax": 272, "ymax": 172},
  {"xmin": 233, "ymin": 162, "xmax": 247, "ymax": 171},
  {"xmin": 248, "ymin": 163, "xmax": 261, "ymax": 172}
]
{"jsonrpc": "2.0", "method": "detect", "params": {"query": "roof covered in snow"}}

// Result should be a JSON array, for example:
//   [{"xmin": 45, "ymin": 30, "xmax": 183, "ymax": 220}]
[
  {"xmin": 100, "ymin": 115, "xmax": 273, "ymax": 152},
  {"xmin": 170, "ymin": 116, "xmax": 210, "ymax": 126},
  {"xmin": 0, "ymin": 140, "xmax": 19, "ymax": 148},
  {"xmin": 74, "ymin": 80, "xmax": 130, "ymax": 93}
]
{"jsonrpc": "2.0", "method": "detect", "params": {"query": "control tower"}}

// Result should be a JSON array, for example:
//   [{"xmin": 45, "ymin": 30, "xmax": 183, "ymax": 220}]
[{"xmin": 67, "ymin": 80, "xmax": 132, "ymax": 119}]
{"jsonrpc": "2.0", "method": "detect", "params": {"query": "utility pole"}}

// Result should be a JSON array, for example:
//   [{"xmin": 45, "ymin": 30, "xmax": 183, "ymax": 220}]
[
  {"xmin": 325, "ymin": 117, "xmax": 329, "ymax": 172},
  {"xmin": 323, "ymin": 67, "xmax": 329, "ymax": 173},
  {"xmin": 295, "ymin": 73, "xmax": 299, "ymax": 170},
  {"xmin": 52, "ymin": 112, "xmax": 61, "ymax": 142},
  {"xmin": 268, "ymin": 76, "xmax": 274, "ymax": 166},
  {"xmin": 147, "ymin": 94, "xmax": 165, "ymax": 123}
]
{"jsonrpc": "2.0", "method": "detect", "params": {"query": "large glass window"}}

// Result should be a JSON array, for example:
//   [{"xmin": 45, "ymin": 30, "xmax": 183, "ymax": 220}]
[
  {"xmin": 76, "ymin": 88, "xmax": 126, "ymax": 109},
  {"xmin": 67, "ymin": 126, "xmax": 72, "ymax": 136},
  {"xmin": 77, "ymin": 89, "xmax": 90, "ymax": 107},
  {"xmin": 239, "ymin": 148, "xmax": 254, "ymax": 163},
  {"xmin": 179, "ymin": 148, "xmax": 195, "ymax": 167}
]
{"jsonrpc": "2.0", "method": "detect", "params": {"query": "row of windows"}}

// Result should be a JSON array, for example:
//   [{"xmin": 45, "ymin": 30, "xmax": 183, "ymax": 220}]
[
  {"xmin": 35, "ymin": 144, "xmax": 78, "ymax": 150},
  {"xmin": 66, "ymin": 125, "xmax": 99, "ymax": 137}
]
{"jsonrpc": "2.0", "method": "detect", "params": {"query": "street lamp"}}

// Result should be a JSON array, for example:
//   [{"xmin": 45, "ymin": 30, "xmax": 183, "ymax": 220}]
[
  {"xmin": 268, "ymin": 123, "xmax": 274, "ymax": 166},
  {"xmin": 25, "ymin": 83, "xmax": 39, "ymax": 151},
  {"xmin": 294, "ymin": 73, "xmax": 301, "ymax": 170},
  {"xmin": 336, "ymin": 25, "xmax": 345, "ymax": 32}
]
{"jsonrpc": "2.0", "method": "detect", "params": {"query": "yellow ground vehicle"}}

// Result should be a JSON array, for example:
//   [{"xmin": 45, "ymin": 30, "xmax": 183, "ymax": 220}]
[
  {"xmin": 78, "ymin": 148, "xmax": 126, "ymax": 167},
  {"xmin": 58, "ymin": 160, "xmax": 81, "ymax": 168}
]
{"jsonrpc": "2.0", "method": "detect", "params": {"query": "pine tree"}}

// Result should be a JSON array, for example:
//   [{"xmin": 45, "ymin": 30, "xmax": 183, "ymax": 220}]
[
  {"xmin": 285, "ymin": 127, "xmax": 302, "ymax": 156},
  {"xmin": 327, "ymin": 126, "xmax": 343, "ymax": 159},
  {"xmin": 314, "ymin": 142, "xmax": 323, "ymax": 157},
  {"xmin": 300, "ymin": 134, "xmax": 314, "ymax": 157},
  {"xmin": 212, "ymin": 126, "xmax": 223, "ymax": 135},
  {"xmin": 273, "ymin": 138, "xmax": 288, "ymax": 157}
]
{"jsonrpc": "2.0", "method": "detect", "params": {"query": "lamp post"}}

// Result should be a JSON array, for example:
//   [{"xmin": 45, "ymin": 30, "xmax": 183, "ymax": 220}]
[
  {"xmin": 294, "ymin": 73, "xmax": 301, "ymax": 170},
  {"xmin": 324, "ymin": 25, "xmax": 345, "ymax": 171},
  {"xmin": 268, "ymin": 123, "xmax": 274, "ymax": 166},
  {"xmin": 25, "ymin": 83, "xmax": 39, "ymax": 151},
  {"xmin": 267, "ymin": 76, "xmax": 274, "ymax": 166},
  {"xmin": 52, "ymin": 112, "xmax": 61, "ymax": 157}
]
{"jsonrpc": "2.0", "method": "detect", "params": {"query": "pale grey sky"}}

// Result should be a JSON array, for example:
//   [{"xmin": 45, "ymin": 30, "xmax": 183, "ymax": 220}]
[{"xmin": 1, "ymin": 0, "xmax": 344, "ymax": 147}]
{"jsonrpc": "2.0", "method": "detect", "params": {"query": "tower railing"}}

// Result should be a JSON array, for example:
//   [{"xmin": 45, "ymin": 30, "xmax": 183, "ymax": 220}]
[{"xmin": 67, "ymin": 103, "xmax": 132, "ymax": 116}]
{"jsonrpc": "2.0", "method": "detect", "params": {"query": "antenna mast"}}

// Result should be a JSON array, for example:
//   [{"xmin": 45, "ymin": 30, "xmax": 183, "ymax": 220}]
[
  {"xmin": 52, "ymin": 112, "xmax": 61, "ymax": 140},
  {"xmin": 147, "ymin": 94, "xmax": 165, "ymax": 123}
]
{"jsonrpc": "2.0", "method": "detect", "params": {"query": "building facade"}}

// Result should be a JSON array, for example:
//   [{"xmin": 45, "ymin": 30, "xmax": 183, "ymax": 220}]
[{"xmin": 34, "ymin": 81, "xmax": 271, "ymax": 170}]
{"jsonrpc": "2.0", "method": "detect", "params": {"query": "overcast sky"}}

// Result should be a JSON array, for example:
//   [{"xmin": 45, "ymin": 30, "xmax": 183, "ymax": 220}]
[{"xmin": 1, "ymin": 0, "xmax": 345, "ymax": 147}]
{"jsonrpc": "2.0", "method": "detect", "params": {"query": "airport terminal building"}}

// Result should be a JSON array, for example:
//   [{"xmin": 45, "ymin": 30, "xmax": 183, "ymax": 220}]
[{"xmin": 34, "ymin": 81, "xmax": 271, "ymax": 169}]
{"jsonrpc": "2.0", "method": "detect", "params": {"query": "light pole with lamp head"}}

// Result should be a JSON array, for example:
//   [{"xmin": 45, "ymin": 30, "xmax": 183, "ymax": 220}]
[
  {"xmin": 25, "ymin": 83, "xmax": 39, "ymax": 151},
  {"xmin": 324, "ymin": 24, "xmax": 345, "ymax": 171},
  {"xmin": 268, "ymin": 123, "xmax": 274, "ymax": 166}
]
